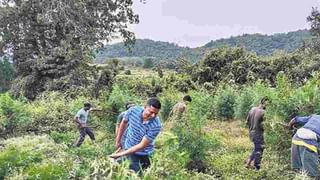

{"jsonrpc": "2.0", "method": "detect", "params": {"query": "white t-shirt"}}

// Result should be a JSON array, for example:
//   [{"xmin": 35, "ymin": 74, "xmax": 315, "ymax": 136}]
[{"xmin": 75, "ymin": 108, "xmax": 89, "ymax": 124}]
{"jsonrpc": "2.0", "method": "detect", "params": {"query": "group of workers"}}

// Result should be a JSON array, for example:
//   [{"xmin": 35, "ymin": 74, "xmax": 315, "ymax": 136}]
[
  {"xmin": 74, "ymin": 95, "xmax": 320, "ymax": 178},
  {"xmin": 246, "ymin": 97, "xmax": 320, "ymax": 179}
]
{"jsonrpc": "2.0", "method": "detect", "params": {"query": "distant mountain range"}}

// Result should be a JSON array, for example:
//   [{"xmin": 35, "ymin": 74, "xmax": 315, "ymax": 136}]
[{"xmin": 95, "ymin": 29, "xmax": 312, "ymax": 62}]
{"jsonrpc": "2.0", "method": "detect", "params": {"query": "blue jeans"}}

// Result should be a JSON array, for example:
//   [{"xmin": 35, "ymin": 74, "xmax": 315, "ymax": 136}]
[
  {"xmin": 128, "ymin": 154, "xmax": 151, "ymax": 174},
  {"xmin": 249, "ymin": 132, "xmax": 264, "ymax": 170},
  {"xmin": 291, "ymin": 144, "xmax": 319, "ymax": 177}
]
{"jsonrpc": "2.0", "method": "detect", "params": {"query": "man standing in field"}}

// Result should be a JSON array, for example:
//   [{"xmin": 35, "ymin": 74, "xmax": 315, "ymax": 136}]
[
  {"xmin": 245, "ymin": 97, "xmax": 268, "ymax": 170},
  {"xmin": 109, "ymin": 98, "xmax": 162, "ymax": 174},
  {"xmin": 286, "ymin": 114, "xmax": 320, "ymax": 178},
  {"xmin": 74, "ymin": 103, "xmax": 101, "ymax": 147}
]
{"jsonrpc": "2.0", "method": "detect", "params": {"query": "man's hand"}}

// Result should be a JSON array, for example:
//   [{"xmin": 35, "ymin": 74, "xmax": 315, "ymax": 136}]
[
  {"xmin": 80, "ymin": 123, "xmax": 87, "ymax": 128},
  {"xmin": 115, "ymin": 141, "xmax": 121, "ymax": 149},
  {"xmin": 109, "ymin": 152, "xmax": 123, "ymax": 159},
  {"xmin": 284, "ymin": 123, "xmax": 292, "ymax": 129},
  {"xmin": 286, "ymin": 118, "xmax": 296, "ymax": 130}
]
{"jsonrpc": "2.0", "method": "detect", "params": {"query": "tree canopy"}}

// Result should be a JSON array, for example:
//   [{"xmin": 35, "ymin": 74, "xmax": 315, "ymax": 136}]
[{"xmin": 0, "ymin": 0, "xmax": 138, "ymax": 99}]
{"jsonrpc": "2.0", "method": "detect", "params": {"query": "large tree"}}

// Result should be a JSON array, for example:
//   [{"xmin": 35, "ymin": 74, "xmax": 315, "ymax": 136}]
[
  {"xmin": 0, "ymin": 56, "xmax": 15, "ymax": 92},
  {"xmin": 0, "ymin": 0, "xmax": 138, "ymax": 99}
]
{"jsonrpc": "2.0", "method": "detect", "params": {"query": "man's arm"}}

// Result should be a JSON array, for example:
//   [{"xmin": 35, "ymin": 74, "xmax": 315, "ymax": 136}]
[
  {"xmin": 246, "ymin": 110, "xmax": 251, "ymax": 128},
  {"xmin": 115, "ymin": 120, "xmax": 128, "ymax": 149},
  {"xmin": 110, "ymin": 137, "xmax": 150, "ymax": 158},
  {"xmin": 74, "ymin": 117, "xmax": 86, "ymax": 128},
  {"xmin": 115, "ymin": 113, "xmax": 124, "ymax": 136},
  {"xmin": 115, "ymin": 123, "xmax": 120, "ymax": 136},
  {"xmin": 287, "ymin": 116, "xmax": 310, "ymax": 128},
  {"xmin": 89, "ymin": 107, "xmax": 102, "ymax": 112}
]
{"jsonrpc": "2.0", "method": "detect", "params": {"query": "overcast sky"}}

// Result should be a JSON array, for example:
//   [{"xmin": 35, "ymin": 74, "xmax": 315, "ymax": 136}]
[{"xmin": 129, "ymin": 0, "xmax": 319, "ymax": 47}]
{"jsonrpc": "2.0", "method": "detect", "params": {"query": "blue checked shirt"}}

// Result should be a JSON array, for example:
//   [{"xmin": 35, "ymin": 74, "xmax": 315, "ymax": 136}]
[{"xmin": 124, "ymin": 106, "xmax": 162, "ymax": 155}]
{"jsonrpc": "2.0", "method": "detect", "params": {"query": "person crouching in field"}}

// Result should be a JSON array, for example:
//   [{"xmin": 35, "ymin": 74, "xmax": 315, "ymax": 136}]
[
  {"xmin": 286, "ymin": 114, "xmax": 320, "ymax": 178},
  {"xmin": 245, "ymin": 97, "xmax": 268, "ymax": 170},
  {"xmin": 109, "ymin": 98, "xmax": 162, "ymax": 174},
  {"xmin": 74, "ymin": 103, "xmax": 101, "ymax": 147}
]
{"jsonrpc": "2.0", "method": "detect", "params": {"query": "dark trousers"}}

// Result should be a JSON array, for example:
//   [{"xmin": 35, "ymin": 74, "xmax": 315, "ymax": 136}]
[
  {"xmin": 76, "ymin": 127, "xmax": 95, "ymax": 147},
  {"xmin": 128, "ymin": 154, "xmax": 151, "ymax": 174},
  {"xmin": 291, "ymin": 144, "xmax": 319, "ymax": 177},
  {"xmin": 249, "ymin": 132, "xmax": 265, "ymax": 169}
]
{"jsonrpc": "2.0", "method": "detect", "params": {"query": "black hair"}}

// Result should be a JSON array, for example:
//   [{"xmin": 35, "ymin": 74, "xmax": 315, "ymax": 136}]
[
  {"xmin": 260, "ymin": 96, "xmax": 269, "ymax": 104},
  {"xmin": 147, "ymin": 98, "xmax": 161, "ymax": 109},
  {"xmin": 84, "ymin": 103, "xmax": 92, "ymax": 108},
  {"xmin": 183, "ymin": 95, "xmax": 192, "ymax": 102},
  {"xmin": 125, "ymin": 102, "xmax": 135, "ymax": 110}
]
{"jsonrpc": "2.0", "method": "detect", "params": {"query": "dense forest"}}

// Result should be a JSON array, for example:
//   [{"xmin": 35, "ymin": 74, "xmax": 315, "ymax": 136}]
[{"xmin": 96, "ymin": 29, "xmax": 312, "ymax": 63}]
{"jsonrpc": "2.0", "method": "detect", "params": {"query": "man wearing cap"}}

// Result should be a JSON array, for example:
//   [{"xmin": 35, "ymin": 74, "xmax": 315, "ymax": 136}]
[
  {"xmin": 110, "ymin": 98, "xmax": 162, "ymax": 174},
  {"xmin": 74, "ymin": 103, "xmax": 101, "ymax": 147}
]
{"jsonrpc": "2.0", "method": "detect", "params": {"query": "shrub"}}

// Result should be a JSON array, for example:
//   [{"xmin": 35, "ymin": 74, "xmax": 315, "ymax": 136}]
[
  {"xmin": 235, "ymin": 88, "xmax": 254, "ymax": 120},
  {"xmin": 104, "ymin": 84, "xmax": 139, "ymax": 133},
  {"xmin": 172, "ymin": 90, "xmax": 220, "ymax": 172},
  {"xmin": 107, "ymin": 84, "xmax": 136, "ymax": 113},
  {"xmin": 25, "ymin": 92, "xmax": 79, "ymax": 133},
  {"xmin": 159, "ymin": 88, "xmax": 181, "ymax": 121},
  {"xmin": 50, "ymin": 131, "xmax": 77, "ymax": 144},
  {"xmin": 124, "ymin": 70, "xmax": 131, "ymax": 75},
  {"xmin": 143, "ymin": 58, "xmax": 154, "ymax": 69},
  {"xmin": 0, "ymin": 93, "xmax": 31, "ymax": 136},
  {"xmin": 0, "ymin": 148, "xmax": 42, "ymax": 178},
  {"xmin": 25, "ymin": 164, "xmax": 69, "ymax": 180},
  {"xmin": 213, "ymin": 85, "xmax": 237, "ymax": 120}
]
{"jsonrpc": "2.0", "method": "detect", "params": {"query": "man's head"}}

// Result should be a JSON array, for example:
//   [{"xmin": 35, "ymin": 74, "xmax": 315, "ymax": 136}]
[
  {"xmin": 84, "ymin": 102, "xmax": 92, "ymax": 111},
  {"xmin": 183, "ymin": 95, "xmax": 192, "ymax": 104},
  {"xmin": 260, "ymin": 96, "xmax": 269, "ymax": 109},
  {"xmin": 143, "ymin": 98, "xmax": 161, "ymax": 120},
  {"xmin": 125, "ymin": 102, "xmax": 135, "ymax": 110}
]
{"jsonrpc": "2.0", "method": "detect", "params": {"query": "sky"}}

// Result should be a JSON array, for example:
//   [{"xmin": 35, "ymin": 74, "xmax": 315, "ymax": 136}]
[{"xmin": 129, "ymin": 0, "xmax": 320, "ymax": 48}]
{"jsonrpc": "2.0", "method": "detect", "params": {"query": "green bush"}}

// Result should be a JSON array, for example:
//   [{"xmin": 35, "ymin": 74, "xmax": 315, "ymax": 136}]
[
  {"xmin": 124, "ymin": 69, "xmax": 131, "ymax": 75},
  {"xmin": 25, "ymin": 164, "xmax": 69, "ymax": 180},
  {"xmin": 103, "ymin": 84, "xmax": 139, "ymax": 133},
  {"xmin": 0, "ymin": 148, "xmax": 42, "ymax": 178},
  {"xmin": 145, "ymin": 132, "xmax": 190, "ymax": 179},
  {"xmin": 235, "ymin": 88, "xmax": 254, "ymax": 120},
  {"xmin": 159, "ymin": 88, "xmax": 181, "ymax": 121},
  {"xmin": 71, "ymin": 144, "xmax": 99, "ymax": 159},
  {"xmin": 84, "ymin": 157, "xmax": 137, "ymax": 179},
  {"xmin": 171, "ymin": 90, "xmax": 220, "ymax": 172},
  {"xmin": 107, "ymin": 84, "xmax": 134, "ymax": 113},
  {"xmin": 0, "ymin": 93, "xmax": 31, "ymax": 135},
  {"xmin": 50, "ymin": 131, "xmax": 77, "ymax": 144},
  {"xmin": 25, "ymin": 92, "xmax": 75, "ymax": 133},
  {"xmin": 213, "ymin": 86, "xmax": 237, "ymax": 120}
]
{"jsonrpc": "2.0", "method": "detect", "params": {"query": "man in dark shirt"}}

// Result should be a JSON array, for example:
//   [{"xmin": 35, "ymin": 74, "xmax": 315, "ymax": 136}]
[{"xmin": 245, "ymin": 97, "xmax": 268, "ymax": 170}]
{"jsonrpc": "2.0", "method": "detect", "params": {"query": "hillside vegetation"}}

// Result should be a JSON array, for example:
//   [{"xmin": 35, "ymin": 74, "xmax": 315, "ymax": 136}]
[{"xmin": 96, "ymin": 29, "xmax": 312, "ymax": 63}]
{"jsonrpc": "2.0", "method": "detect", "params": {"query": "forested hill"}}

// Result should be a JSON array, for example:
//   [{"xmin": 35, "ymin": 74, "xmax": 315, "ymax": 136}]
[
  {"xmin": 95, "ymin": 39, "xmax": 203, "ymax": 63},
  {"xmin": 96, "ymin": 29, "xmax": 312, "ymax": 62},
  {"xmin": 203, "ymin": 29, "xmax": 312, "ymax": 56}
]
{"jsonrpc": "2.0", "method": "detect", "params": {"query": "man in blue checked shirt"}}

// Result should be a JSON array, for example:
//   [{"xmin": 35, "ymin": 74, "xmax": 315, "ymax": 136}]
[
  {"xmin": 286, "ymin": 114, "xmax": 320, "ymax": 178},
  {"xmin": 109, "ymin": 98, "xmax": 162, "ymax": 173}
]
